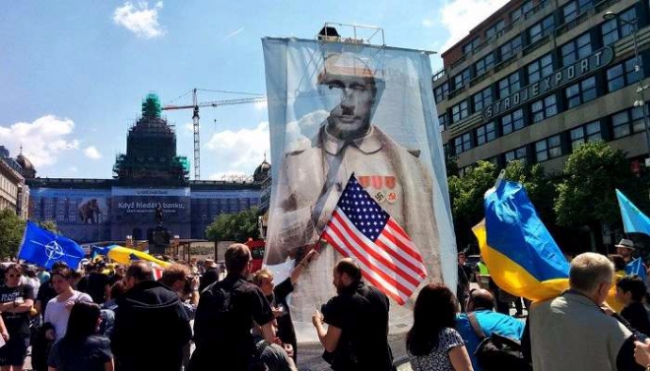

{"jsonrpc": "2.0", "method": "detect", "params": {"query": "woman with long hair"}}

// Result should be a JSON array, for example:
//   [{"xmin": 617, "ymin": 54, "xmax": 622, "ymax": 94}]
[
  {"xmin": 47, "ymin": 302, "xmax": 113, "ymax": 371},
  {"xmin": 407, "ymin": 284, "xmax": 473, "ymax": 371}
]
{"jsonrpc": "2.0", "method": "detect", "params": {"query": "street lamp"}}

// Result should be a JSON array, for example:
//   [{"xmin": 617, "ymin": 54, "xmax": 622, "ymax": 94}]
[{"xmin": 603, "ymin": 10, "xmax": 650, "ymax": 163}]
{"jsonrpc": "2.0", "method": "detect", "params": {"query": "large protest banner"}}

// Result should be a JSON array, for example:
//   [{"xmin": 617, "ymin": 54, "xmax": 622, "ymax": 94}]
[{"xmin": 262, "ymin": 37, "xmax": 456, "ymax": 339}]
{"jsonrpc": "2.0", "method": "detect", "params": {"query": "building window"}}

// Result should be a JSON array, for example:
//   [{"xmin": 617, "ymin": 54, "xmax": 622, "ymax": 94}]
[
  {"xmin": 612, "ymin": 111, "xmax": 632, "ymax": 138},
  {"xmin": 613, "ymin": 106, "xmax": 649, "ymax": 138},
  {"xmin": 565, "ymin": 76, "xmax": 597, "ymax": 109},
  {"xmin": 453, "ymin": 68, "xmax": 471, "ymax": 90},
  {"xmin": 562, "ymin": 0, "xmax": 593, "ymax": 24},
  {"xmin": 531, "ymin": 95, "xmax": 558, "ymax": 123},
  {"xmin": 601, "ymin": 7, "xmax": 637, "ymax": 46},
  {"xmin": 486, "ymin": 20, "xmax": 505, "ymax": 39},
  {"xmin": 570, "ymin": 121, "xmax": 602, "ymax": 151},
  {"xmin": 454, "ymin": 132, "xmax": 473, "ymax": 154},
  {"xmin": 527, "ymin": 53, "xmax": 553, "ymax": 84},
  {"xmin": 434, "ymin": 82, "xmax": 449, "ymax": 103},
  {"xmin": 472, "ymin": 88, "xmax": 493, "ymax": 112},
  {"xmin": 535, "ymin": 135, "xmax": 562, "ymax": 162},
  {"xmin": 438, "ymin": 113, "xmax": 448, "ymax": 131},
  {"xmin": 452, "ymin": 100, "xmax": 469, "ymax": 123},
  {"xmin": 475, "ymin": 53, "xmax": 495, "ymax": 76},
  {"xmin": 560, "ymin": 33, "xmax": 592, "ymax": 67},
  {"xmin": 528, "ymin": 16, "xmax": 554, "ymax": 44},
  {"xmin": 476, "ymin": 121, "xmax": 497, "ymax": 145},
  {"xmin": 607, "ymin": 57, "xmax": 643, "ymax": 92},
  {"xmin": 500, "ymin": 36, "xmax": 523, "ymax": 61},
  {"xmin": 511, "ymin": 0, "xmax": 533, "ymax": 21},
  {"xmin": 463, "ymin": 38, "xmax": 481, "ymax": 55},
  {"xmin": 498, "ymin": 72, "xmax": 521, "ymax": 99},
  {"xmin": 501, "ymin": 108, "xmax": 525, "ymax": 135},
  {"xmin": 505, "ymin": 146, "xmax": 528, "ymax": 164}
]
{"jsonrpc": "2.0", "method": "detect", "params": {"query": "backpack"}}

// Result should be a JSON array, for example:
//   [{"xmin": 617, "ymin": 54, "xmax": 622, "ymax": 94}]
[{"xmin": 467, "ymin": 313, "xmax": 532, "ymax": 371}]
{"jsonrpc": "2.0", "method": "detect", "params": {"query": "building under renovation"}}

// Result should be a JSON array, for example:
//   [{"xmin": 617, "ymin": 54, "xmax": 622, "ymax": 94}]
[{"xmin": 22, "ymin": 94, "xmax": 267, "ymax": 243}]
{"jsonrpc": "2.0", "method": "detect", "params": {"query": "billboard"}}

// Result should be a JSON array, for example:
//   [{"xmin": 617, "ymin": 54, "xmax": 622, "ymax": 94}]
[
  {"xmin": 262, "ymin": 38, "xmax": 456, "ymax": 339},
  {"xmin": 29, "ymin": 188, "xmax": 111, "ymax": 242},
  {"xmin": 110, "ymin": 187, "xmax": 191, "ymax": 240}
]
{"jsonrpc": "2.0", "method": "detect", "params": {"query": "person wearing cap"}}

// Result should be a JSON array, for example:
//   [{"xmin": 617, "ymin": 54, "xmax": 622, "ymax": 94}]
[
  {"xmin": 266, "ymin": 51, "xmax": 441, "ymax": 281},
  {"xmin": 616, "ymin": 239, "xmax": 637, "ymax": 265}
]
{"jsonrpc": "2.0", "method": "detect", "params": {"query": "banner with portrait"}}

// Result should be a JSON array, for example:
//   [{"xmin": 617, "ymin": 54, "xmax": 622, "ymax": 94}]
[{"xmin": 262, "ymin": 37, "xmax": 457, "ymax": 341}]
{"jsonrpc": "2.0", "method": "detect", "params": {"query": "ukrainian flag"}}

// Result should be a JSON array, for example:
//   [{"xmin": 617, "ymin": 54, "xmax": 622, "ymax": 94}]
[
  {"xmin": 92, "ymin": 245, "xmax": 170, "ymax": 268},
  {"xmin": 473, "ymin": 180, "xmax": 570, "ymax": 302}
]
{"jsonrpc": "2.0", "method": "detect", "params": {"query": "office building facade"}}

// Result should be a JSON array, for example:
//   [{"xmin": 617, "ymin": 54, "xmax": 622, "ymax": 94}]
[{"xmin": 433, "ymin": 0, "xmax": 650, "ymax": 175}]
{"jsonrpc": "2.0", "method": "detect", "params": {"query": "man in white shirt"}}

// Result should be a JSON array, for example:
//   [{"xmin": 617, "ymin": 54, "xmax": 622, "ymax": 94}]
[{"xmin": 44, "ymin": 267, "xmax": 92, "ymax": 341}]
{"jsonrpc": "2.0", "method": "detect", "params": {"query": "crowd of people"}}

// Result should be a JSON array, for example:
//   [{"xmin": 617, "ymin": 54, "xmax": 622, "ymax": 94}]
[{"xmin": 1, "ymin": 240, "xmax": 650, "ymax": 370}]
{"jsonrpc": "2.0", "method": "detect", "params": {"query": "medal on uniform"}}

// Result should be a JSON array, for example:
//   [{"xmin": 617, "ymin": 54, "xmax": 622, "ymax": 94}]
[{"xmin": 387, "ymin": 192, "xmax": 397, "ymax": 204}]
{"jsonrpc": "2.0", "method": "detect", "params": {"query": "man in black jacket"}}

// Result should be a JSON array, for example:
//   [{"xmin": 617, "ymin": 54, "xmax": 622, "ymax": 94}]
[
  {"xmin": 111, "ymin": 261, "xmax": 191, "ymax": 371},
  {"xmin": 189, "ymin": 243, "xmax": 276, "ymax": 371},
  {"xmin": 312, "ymin": 258, "xmax": 394, "ymax": 371}
]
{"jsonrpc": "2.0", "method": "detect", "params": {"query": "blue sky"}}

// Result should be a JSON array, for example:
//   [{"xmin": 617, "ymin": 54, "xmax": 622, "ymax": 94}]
[{"xmin": 0, "ymin": 0, "xmax": 508, "ymax": 180}]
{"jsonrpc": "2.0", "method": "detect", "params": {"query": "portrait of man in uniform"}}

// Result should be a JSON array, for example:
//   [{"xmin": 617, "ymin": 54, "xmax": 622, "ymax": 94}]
[{"xmin": 265, "ymin": 51, "xmax": 442, "ymax": 286}]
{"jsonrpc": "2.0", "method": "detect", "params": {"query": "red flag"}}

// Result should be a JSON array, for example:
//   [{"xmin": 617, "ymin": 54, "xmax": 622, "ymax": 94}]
[{"xmin": 321, "ymin": 174, "xmax": 427, "ymax": 305}]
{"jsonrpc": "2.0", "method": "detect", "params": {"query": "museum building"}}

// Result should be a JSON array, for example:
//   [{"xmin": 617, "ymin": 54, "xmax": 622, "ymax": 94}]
[{"xmin": 18, "ymin": 94, "xmax": 267, "ymax": 243}]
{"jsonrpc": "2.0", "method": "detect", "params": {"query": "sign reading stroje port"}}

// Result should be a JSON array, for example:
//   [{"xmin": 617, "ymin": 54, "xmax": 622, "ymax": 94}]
[{"xmin": 483, "ymin": 46, "xmax": 614, "ymax": 120}]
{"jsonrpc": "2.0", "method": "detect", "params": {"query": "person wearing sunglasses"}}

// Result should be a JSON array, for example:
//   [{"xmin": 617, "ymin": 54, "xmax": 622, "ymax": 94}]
[{"xmin": 0, "ymin": 264, "xmax": 34, "ymax": 371}]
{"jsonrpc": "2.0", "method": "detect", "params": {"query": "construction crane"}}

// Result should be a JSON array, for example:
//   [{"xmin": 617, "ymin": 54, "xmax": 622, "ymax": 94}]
[{"xmin": 162, "ymin": 88, "xmax": 266, "ymax": 180}]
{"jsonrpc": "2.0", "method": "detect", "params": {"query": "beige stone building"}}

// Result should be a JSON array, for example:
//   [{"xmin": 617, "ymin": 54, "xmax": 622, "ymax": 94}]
[
  {"xmin": 0, "ymin": 158, "xmax": 25, "ymax": 217},
  {"xmin": 433, "ymin": 0, "xmax": 650, "ymax": 175}
]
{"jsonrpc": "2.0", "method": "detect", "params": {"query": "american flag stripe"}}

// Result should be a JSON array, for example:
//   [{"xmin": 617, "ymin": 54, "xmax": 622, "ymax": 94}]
[
  {"xmin": 324, "ymin": 227, "xmax": 406, "ymax": 304},
  {"xmin": 375, "ymin": 237, "xmax": 427, "ymax": 279},
  {"xmin": 330, "ymin": 211, "xmax": 421, "ymax": 289},
  {"xmin": 377, "ymin": 231, "xmax": 425, "ymax": 269},
  {"xmin": 332, "ymin": 211, "xmax": 424, "ymax": 286},
  {"xmin": 321, "ymin": 174, "xmax": 427, "ymax": 305},
  {"xmin": 325, "ymin": 216, "xmax": 416, "ymax": 296},
  {"xmin": 385, "ymin": 220, "xmax": 423, "ymax": 262}
]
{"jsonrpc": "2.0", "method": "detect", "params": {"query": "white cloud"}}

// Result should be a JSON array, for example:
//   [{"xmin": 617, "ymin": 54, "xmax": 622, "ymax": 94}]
[
  {"xmin": 204, "ymin": 121, "xmax": 270, "ymax": 173},
  {"xmin": 422, "ymin": 19, "xmax": 435, "ymax": 28},
  {"xmin": 0, "ymin": 115, "xmax": 79, "ymax": 168},
  {"xmin": 440, "ymin": 0, "xmax": 509, "ymax": 51},
  {"xmin": 254, "ymin": 100, "xmax": 268, "ymax": 111},
  {"xmin": 84, "ymin": 146, "xmax": 102, "ymax": 160},
  {"xmin": 224, "ymin": 27, "xmax": 245, "ymax": 40},
  {"xmin": 113, "ymin": 1, "xmax": 165, "ymax": 39}
]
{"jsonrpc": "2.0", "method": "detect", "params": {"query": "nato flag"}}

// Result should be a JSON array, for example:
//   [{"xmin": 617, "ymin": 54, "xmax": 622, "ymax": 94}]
[{"xmin": 18, "ymin": 221, "xmax": 84, "ymax": 269}]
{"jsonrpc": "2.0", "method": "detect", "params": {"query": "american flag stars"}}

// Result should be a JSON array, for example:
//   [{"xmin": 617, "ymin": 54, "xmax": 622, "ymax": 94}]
[{"xmin": 336, "ymin": 177, "xmax": 389, "ymax": 241}]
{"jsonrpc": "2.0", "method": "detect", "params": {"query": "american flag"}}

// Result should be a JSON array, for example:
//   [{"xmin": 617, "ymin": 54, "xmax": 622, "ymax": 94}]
[
  {"xmin": 322, "ymin": 174, "xmax": 427, "ymax": 305},
  {"xmin": 151, "ymin": 263, "xmax": 164, "ymax": 280}
]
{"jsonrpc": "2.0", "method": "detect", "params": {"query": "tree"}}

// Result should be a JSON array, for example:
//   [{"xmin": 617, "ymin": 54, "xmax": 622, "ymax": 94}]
[
  {"xmin": 0, "ymin": 209, "xmax": 25, "ymax": 258},
  {"xmin": 448, "ymin": 161, "xmax": 498, "ymax": 249},
  {"xmin": 554, "ymin": 142, "xmax": 642, "ymax": 250},
  {"xmin": 38, "ymin": 220, "xmax": 58, "ymax": 234},
  {"xmin": 205, "ymin": 207, "xmax": 260, "ymax": 242}
]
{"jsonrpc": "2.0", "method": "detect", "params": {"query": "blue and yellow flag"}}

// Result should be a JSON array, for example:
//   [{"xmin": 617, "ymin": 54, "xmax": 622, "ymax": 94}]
[
  {"xmin": 475, "ymin": 180, "xmax": 570, "ymax": 302},
  {"xmin": 616, "ymin": 189, "xmax": 650, "ymax": 236},
  {"xmin": 91, "ymin": 245, "xmax": 170, "ymax": 268}
]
